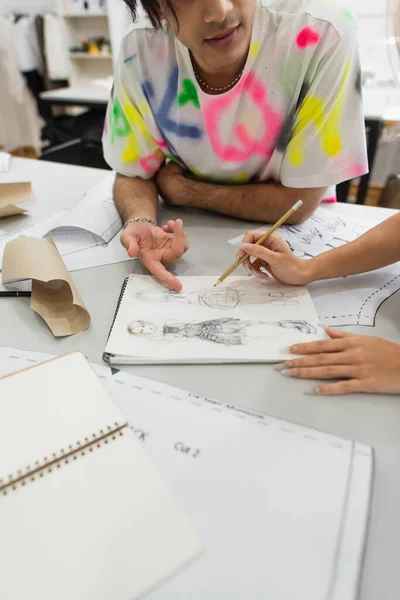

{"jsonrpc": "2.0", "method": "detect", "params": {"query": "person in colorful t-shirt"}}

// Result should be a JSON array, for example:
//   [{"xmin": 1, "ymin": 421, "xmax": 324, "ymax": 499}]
[{"xmin": 103, "ymin": 0, "xmax": 368, "ymax": 291}]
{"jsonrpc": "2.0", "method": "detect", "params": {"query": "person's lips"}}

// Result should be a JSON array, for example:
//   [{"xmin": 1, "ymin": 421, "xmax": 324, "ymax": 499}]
[{"xmin": 205, "ymin": 26, "xmax": 240, "ymax": 50}]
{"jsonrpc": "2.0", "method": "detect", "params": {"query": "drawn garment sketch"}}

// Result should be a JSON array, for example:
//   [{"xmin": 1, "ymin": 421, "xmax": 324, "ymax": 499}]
[
  {"xmin": 136, "ymin": 288, "xmax": 300, "ymax": 309},
  {"xmin": 0, "ymin": 173, "xmax": 135, "ymax": 274},
  {"xmin": 127, "ymin": 319, "xmax": 316, "ymax": 345},
  {"xmin": 104, "ymin": 275, "xmax": 325, "ymax": 364},
  {"xmin": 228, "ymin": 207, "xmax": 400, "ymax": 327}
]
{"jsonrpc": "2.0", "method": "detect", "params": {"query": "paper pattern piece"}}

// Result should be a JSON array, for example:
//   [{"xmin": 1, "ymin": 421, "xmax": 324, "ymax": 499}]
[
  {"xmin": 0, "ymin": 182, "xmax": 34, "ymax": 218},
  {"xmin": 0, "ymin": 351, "xmax": 202, "ymax": 600},
  {"xmin": 0, "ymin": 347, "xmax": 373, "ymax": 600},
  {"xmin": 105, "ymin": 275, "xmax": 325, "ymax": 363},
  {"xmin": 0, "ymin": 174, "xmax": 132, "ymax": 272},
  {"xmin": 51, "ymin": 173, "xmax": 121, "ymax": 242},
  {"xmin": 228, "ymin": 207, "xmax": 400, "ymax": 327},
  {"xmin": 2, "ymin": 237, "xmax": 90, "ymax": 336},
  {"xmin": 0, "ymin": 152, "xmax": 11, "ymax": 172}
]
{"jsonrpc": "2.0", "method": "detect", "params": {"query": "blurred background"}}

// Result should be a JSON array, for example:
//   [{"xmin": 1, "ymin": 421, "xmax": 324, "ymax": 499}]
[{"xmin": 0, "ymin": 0, "xmax": 399, "ymax": 207}]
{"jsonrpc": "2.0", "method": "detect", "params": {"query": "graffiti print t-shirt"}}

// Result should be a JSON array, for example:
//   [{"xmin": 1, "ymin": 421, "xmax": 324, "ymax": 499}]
[{"xmin": 103, "ymin": 0, "xmax": 368, "ymax": 202}]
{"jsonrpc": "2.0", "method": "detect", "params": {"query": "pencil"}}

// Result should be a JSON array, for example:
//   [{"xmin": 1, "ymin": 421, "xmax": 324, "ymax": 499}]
[
  {"xmin": 214, "ymin": 200, "xmax": 303, "ymax": 287},
  {"xmin": 0, "ymin": 291, "xmax": 32, "ymax": 297}
]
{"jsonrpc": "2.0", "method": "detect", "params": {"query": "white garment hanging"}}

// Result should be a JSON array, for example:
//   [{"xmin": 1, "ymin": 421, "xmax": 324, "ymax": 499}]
[
  {"xmin": 0, "ymin": 18, "xmax": 41, "ymax": 152},
  {"xmin": 13, "ymin": 15, "xmax": 42, "ymax": 73},
  {"xmin": 43, "ymin": 14, "xmax": 69, "ymax": 81}
]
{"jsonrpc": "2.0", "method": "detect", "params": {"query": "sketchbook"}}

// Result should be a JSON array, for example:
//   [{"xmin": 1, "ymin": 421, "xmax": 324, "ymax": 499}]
[
  {"xmin": 0, "ymin": 173, "xmax": 133, "ymax": 273},
  {"xmin": 103, "ymin": 275, "xmax": 325, "ymax": 364},
  {"xmin": 0, "ymin": 352, "xmax": 201, "ymax": 600},
  {"xmin": 0, "ymin": 347, "xmax": 374, "ymax": 600}
]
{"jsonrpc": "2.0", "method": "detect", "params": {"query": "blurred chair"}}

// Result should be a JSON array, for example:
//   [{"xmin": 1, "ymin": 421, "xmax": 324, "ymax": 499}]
[
  {"xmin": 379, "ymin": 174, "xmax": 400, "ymax": 209},
  {"xmin": 336, "ymin": 118, "xmax": 383, "ymax": 204}
]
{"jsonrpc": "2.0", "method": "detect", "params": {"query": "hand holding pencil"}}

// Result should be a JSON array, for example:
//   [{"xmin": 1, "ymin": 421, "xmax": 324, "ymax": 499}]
[{"xmin": 214, "ymin": 200, "xmax": 303, "ymax": 287}]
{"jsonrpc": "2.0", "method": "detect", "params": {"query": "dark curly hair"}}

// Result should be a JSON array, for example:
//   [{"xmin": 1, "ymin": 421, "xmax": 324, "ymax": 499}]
[{"xmin": 122, "ymin": 0, "xmax": 178, "ymax": 30}]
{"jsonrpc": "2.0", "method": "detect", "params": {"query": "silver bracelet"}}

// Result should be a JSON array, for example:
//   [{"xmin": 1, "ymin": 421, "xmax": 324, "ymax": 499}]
[{"xmin": 123, "ymin": 217, "xmax": 157, "ymax": 230}]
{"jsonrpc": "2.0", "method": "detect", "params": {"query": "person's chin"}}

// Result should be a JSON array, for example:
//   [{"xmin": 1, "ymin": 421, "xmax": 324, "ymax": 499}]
[{"xmin": 201, "ymin": 28, "xmax": 249, "ymax": 69}]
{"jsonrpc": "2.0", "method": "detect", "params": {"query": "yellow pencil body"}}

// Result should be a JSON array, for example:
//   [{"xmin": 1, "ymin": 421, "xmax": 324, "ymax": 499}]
[{"xmin": 214, "ymin": 200, "xmax": 303, "ymax": 287}]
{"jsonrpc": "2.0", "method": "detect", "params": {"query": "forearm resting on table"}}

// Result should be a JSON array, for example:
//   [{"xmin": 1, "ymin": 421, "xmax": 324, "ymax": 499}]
[
  {"xmin": 114, "ymin": 173, "xmax": 159, "ymax": 222},
  {"xmin": 308, "ymin": 213, "xmax": 400, "ymax": 281},
  {"xmin": 174, "ymin": 178, "xmax": 326, "ymax": 224}
]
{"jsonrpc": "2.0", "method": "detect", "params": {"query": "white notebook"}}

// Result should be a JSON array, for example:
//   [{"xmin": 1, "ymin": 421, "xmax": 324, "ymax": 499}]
[
  {"xmin": 0, "ymin": 352, "xmax": 201, "ymax": 600},
  {"xmin": 0, "ymin": 348, "xmax": 373, "ymax": 600},
  {"xmin": 104, "ymin": 275, "xmax": 325, "ymax": 364}
]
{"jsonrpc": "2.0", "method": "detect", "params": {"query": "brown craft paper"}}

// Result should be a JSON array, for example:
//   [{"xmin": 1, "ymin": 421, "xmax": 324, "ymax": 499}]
[
  {"xmin": 2, "ymin": 237, "xmax": 90, "ymax": 337},
  {"xmin": 0, "ymin": 182, "xmax": 34, "ymax": 218}
]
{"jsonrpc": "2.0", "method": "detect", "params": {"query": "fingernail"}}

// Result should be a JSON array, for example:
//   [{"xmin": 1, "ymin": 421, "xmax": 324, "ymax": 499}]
[
  {"xmin": 304, "ymin": 387, "xmax": 321, "ymax": 396},
  {"xmin": 289, "ymin": 345, "xmax": 298, "ymax": 353},
  {"xmin": 273, "ymin": 363, "xmax": 285, "ymax": 371},
  {"xmin": 260, "ymin": 267, "xmax": 269, "ymax": 276},
  {"xmin": 280, "ymin": 369, "xmax": 294, "ymax": 378},
  {"xmin": 279, "ymin": 361, "xmax": 293, "ymax": 369},
  {"xmin": 236, "ymin": 242, "xmax": 251, "ymax": 251}
]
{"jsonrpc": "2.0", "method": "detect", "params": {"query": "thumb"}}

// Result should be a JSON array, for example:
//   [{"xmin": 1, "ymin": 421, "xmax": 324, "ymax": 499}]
[
  {"xmin": 236, "ymin": 241, "xmax": 280, "ymax": 264},
  {"xmin": 127, "ymin": 238, "xmax": 140, "ymax": 258},
  {"xmin": 325, "ymin": 328, "xmax": 356, "ymax": 339}
]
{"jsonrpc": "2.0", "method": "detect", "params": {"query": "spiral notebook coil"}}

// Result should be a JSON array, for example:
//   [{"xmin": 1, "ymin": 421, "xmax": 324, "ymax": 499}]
[
  {"xmin": 103, "ymin": 277, "xmax": 129, "ymax": 364},
  {"xmin": 0, "ymin": 422, "xmax": 128, "ymax": 495}
]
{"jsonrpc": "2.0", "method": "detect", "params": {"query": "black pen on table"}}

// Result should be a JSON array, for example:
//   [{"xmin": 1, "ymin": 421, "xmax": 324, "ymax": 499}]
[{"xmin": 0, "ymin": 291, "xmax": 32, "ymax": 297}]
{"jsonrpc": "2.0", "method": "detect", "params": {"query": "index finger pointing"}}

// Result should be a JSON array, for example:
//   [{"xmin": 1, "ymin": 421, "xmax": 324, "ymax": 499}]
[{"xmin": 145, "ymin": 258, "xmax": 182, "ymax": 291}]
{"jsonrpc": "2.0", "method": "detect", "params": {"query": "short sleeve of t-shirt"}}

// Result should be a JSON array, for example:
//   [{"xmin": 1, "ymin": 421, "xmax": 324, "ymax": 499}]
[
  {"xmin": 280, "ymin": 28, "xmax": 368, "ymax": 188},
  {"xmin": 102, "ymin": 37, "xmax": 165, "ymax": 178}
]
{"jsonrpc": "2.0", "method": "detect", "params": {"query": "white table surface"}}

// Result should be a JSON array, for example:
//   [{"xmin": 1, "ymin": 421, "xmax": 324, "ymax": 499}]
[
  {"xmin": 1, "ymin": 158, "xmax": 399, "ymax": 600},
  {"xmin": 40, "ymin": 85, "xmax": 110, "ymax": 105}
]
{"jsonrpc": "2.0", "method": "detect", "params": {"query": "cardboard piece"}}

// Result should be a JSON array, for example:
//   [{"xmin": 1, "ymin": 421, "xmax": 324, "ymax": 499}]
[
  {"xmin": 2, "ymin": 236, "xmax": 90, "ymax": 336},
  {"xmin": 0, "ymin": 182, "xmax": 34, "ymax": 218}
]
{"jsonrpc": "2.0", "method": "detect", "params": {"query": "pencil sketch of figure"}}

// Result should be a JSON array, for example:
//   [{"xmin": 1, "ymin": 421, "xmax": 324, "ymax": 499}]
[
  {"xmin": 136, "ymin": 287, "xmax": 299, "ymax": 309},
  {"xmin": 127, "ymin": 318, "xmax": 316, "ymax": 346},
  {"xmin": 284, "ymin": 239, "xmax": 314, "ymax": 259}
]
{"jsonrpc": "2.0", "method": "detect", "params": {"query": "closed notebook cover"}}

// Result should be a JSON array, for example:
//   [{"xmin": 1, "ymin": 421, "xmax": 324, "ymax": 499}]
[{"xmin": 0, "ymin": 352, "xmax": 201, "ymax": 600}]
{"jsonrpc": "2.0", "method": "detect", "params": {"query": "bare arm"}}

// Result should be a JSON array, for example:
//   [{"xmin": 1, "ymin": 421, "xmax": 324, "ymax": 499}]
[
  {"xmin": 166, "ymin": 174, "xmax": 326, "ymax": 224},
  {"xmin": 114, "ymin": 173, "xmax": 159, "ymax": 222},
  {"xmin": 156, "ymin": 163, "xmax": 326, "ymax": 224},
  {"xmin": 239, "ymin": 212, "xmax": 400, "ymax": 286},
  {"xmin": 308, "ymin": 212, "xmax": 400, "ymax": 281}
]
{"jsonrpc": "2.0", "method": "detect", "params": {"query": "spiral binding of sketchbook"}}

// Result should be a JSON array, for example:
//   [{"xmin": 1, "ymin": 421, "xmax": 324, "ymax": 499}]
[{"xmin": 103, "ymin": 276, "xmax": 129, "ymax": 364}]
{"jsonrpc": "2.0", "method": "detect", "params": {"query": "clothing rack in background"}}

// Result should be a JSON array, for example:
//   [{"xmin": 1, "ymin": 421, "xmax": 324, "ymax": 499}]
[{"xmin": 0, "ymin": 10, "xmax": 110, "ymax": 165}]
